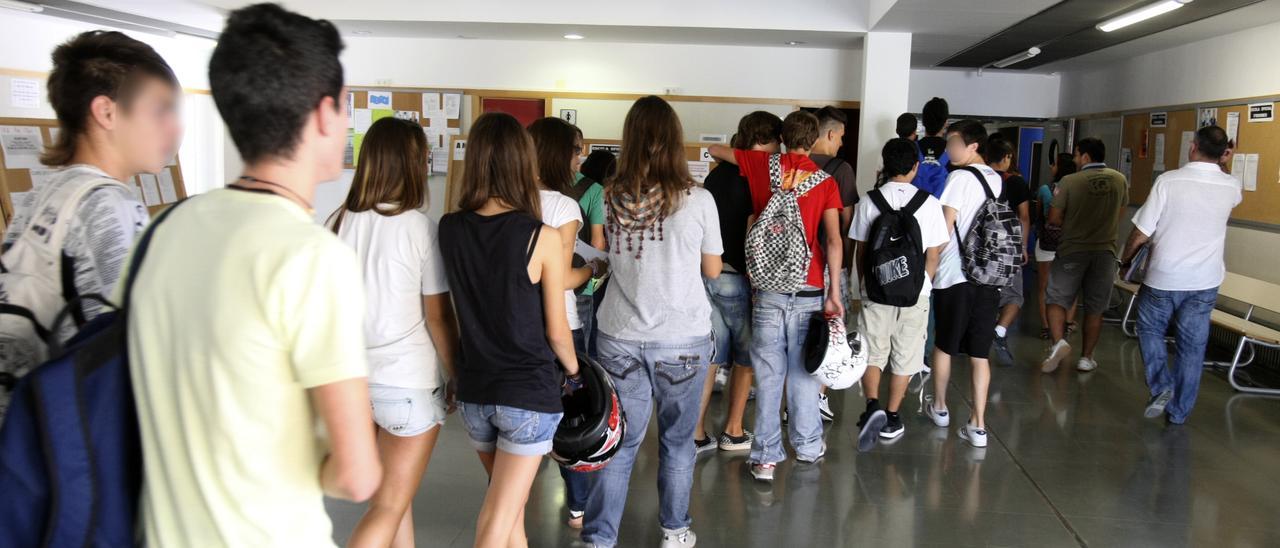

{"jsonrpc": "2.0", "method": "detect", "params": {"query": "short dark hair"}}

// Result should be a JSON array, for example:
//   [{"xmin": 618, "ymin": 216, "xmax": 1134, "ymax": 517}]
[
  {"xmin": 528, "ymin": 117, "xmax": 580, "ymax": 195},
  {"xmin": 983, "ymin": 134, "xmax": 1015, "ymax": 166},
  {"xmin": 782, "ymin": 110, "xmax": 820, "ymax": 151},
  {"xmin": 1075, "ymin": 137, "xmax": 1106, "ymax": 163},
  {"xmin": 922, "ymin": 97, "xmax": 949, "ymax": 136},
  {"xmin": 1053, "ymin": 153, "xmax": 1077, "ymax": 182},
  {"xmin": 814, "ymin": 106, "xmax": 847, "ymax": 134},
  {"xmin": 896, "ymin": 113, "xmax": 917, "ymax": 138},
  {"xmin": 731, "ymin": 111, "xmax": 783, "ymax": 149},
  {"xmin": 580, "ymin": 149, "xmax": 617, "ymax": 184},
  {"xmin": 882, "ymin": 138, "xmax": 919, "ymax": 180},
  {"xmin": 1194, "ymin": 125, "xmax": 1230, "ymax": 160},
  {"xmin": 946, "ymin": 119, "xmax": 987, "ymax": 155},
  {"xmin": 42, "ymin": 31, "xmax": 178, "ymax": 166},
  {"xmin": 210, "ymin": 3, "xmax": 345, "ymax": 165}
]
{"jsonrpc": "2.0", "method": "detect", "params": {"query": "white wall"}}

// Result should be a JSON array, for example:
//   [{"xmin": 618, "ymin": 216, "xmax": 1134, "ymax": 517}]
[
  {"xmin": 909, "ymin": 68, "xmax": 1061, "ymax": 119},
  {"xmin": 341, "ymin": 36, "xmax": 863, "ymax": 103}
]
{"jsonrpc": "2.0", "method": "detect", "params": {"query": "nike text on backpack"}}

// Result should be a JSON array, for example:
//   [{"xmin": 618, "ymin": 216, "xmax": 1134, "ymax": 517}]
[
  {"xmin": 956, "ymin": 166, "xmax": 1023, "ymax": 288},
  {"xmin": 745, "ymin": 154, "xmax": 831, "ymax": 293},
  {"xmin": 0, "ymin": 170, "xmax": 124, "ymax": 421},
  {"xmin": 863, "ymin": 188, "xmax": 931, "ymax": 306},
  {"xmin": 0, "ymin": 200, "xmax": 182, "ymax": 548}
]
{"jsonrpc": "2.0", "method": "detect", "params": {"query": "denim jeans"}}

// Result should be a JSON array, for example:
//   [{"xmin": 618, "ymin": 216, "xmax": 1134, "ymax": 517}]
[
  {"xmin": 560, "ymin": 328, "xmax": 592, "ymax": 512},
  {"xmin": 1136, "ymin": 285, "xmax": 1218, "ymax": 424},
  {"xmin": 582, "ymin": 332, "xmax": 713, "ymax": 547},
  {"xmin": 749, "ymin": 291, "xmax": 825, "ymax": 464},
  {"xmin": 706, "ymin": 272, "xmax": 752, "ymax": 366}
]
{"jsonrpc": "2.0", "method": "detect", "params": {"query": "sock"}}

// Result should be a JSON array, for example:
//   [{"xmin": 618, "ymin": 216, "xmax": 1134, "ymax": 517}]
[
  {"xmin": 865, "ymin": 398, "xmax": 879, "ymax": 412},
  {"xmin": 995, "ymin": 325, "xmax": 1008, "ymax": 338},
  {"xmin": 887, "ymin": 411, "xmax": 900, "ymax": 422}
]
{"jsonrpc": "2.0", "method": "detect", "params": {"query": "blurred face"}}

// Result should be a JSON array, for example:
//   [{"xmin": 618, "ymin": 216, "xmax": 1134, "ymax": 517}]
[
  {"xmin": 313, "ymin": 89, "xmax": 349, "ymax": 182},
  {"xmin": 571, "ymin": 136, "xmax": 584, "ymax": 172},
  {"xmin": 1073, "ymin": 147, "xmax": 1085, "ymax": 167},
  {"xmin": 945, "ymin": 132, "xmax": 977, "ymax": 165},
  {"xmin": 817, "ymin": 123, "xmax": 845, "ymax": 153},
  {"xmin": 992, "ymin": 153, "xmax": 1012, "ymax": 171},
  {"xmin": 112, "ymin": 76, "xmax": 182, "ymax": 175}
]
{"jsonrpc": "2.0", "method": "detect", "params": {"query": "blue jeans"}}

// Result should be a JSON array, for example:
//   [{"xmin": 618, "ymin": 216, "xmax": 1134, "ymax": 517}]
[
  {"xmin": 706, "ymin": 273, "xmax": 753, "ymax": 366},
  {"xmin": 582, "ymin": 332, "xmax": 713, "ymax": 547},
  {"xmin": 560, "ymin": 328, "xmax": 591, "ymax": 512},
  {"xmin": 1136, "ymin": 286, "xmax": 1218, "ymax": 424},
  {"xmin": 749, "ymin": 291, "xmax": 825, "ymax": 464},
  {"xmin": 457, "ymin": 403, "xmax": 562, "ymax": 456}
]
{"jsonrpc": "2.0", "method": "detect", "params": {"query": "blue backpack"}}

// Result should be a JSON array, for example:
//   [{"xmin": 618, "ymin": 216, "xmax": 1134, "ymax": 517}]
[
  {"xmin": 0, "ymin": 201, "xmax": 181, "ymax": 547},
  {"xmin": 914, "ymin": 138, "xmax": 950, "ymax": 198}
]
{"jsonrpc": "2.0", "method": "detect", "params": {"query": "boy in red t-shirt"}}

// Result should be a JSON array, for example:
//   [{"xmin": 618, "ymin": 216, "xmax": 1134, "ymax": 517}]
[{"xmin": 708, "ymin": 110, "xmax": 843, "ymax": 481}]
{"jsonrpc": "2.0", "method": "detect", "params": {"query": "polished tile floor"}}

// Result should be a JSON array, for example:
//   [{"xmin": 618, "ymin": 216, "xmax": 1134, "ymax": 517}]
[{"xmin": 327, "ymin": 291, "xmax": 1280, "ymax": 547}]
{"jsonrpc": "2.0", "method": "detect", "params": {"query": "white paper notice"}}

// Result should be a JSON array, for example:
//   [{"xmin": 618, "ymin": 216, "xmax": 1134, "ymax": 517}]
[
  {"xmin": 1152, "ymin": 133, "xmax": 1167, "ymax": 171},
  {"xmin": 0, "ymin": 125, "xmax": 45, "ymax": 169},
  {"xmin": 699, "ymin": 147, "xmax": 712, "ymax": 162},
  {"xmin": 688, "ymin": 160, "xmax": 710, "ymax": 184},
  {"xmin": 394, "ymin": 110, "xmax": 420, "ymax": 122},
  {"xmin": 125, "ymin": 180, "xmax": 143, "ymax": 202},
  {"xmin": 367, "ymin": 90, "xmax": 393, "ymax": 110},
  {"xmin": 9, "ymin": 78, "xmax": 40, "ymax": 109},
  {"xmin": 427, "ymin": 111, "xmax": 446, "ymax": 130},
  {"xmin": 1226, "ymin": 111, "xmax": 1240, "ymax": 145},
  {"xmin": 29, "ymin": 168, "xmax": 57, "ymax": 188},
  {"xmin": 157, "ymin": 169, "xmax": 178, "ymax": 203},
  {"xmin": 1120, "ymin": 148, "xmax": 1133, "ymax": 180},
  {"xmin": 444, "ymin": 93, "xmax": 461, "ymax": 120},
  {"xmin": 1231, "ymin": 153, "xmax": 1246, "ymax": 185},
  {"xmin": 138, "ymin": 173, "xmax": 161, "ymax": 206},
  {"xmin": 353, "ymin": 109, "xmax": 372, "ymax": 134},
  {"xmin": 575, "ymin": 240, "xmax": 607, "ymax": 263},
  {"xmin": 431, "ymin": 148, "xmax": 449, "ymax": 174},
  {"xmin": 453, "ymin": 140, "xmax": 467, "ymax": 161},
  {"xmin": 423, "ymin": 92, "xmax": 441, "ymax": 116},
  {"xmin": 1243, "ymin": 154, "xmax": 1259, "ymax": 192},
  {"xmin": 1178, "ymin": 131, "xmax": 1194, "ymax": 167},
  {"xmin": 446, "ymin": 127, "xmax": 461, "ymax": 136}
]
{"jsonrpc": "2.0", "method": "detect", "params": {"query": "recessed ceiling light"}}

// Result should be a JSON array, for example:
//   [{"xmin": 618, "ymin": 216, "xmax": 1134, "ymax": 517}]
[
  {"xmin": 351, "ymin": 30, "xmax": 372, "ymax": 36},
  {"xmin": 564, "ymin": 33, "xmax": 585, "ymax": 40},
  {"xmin": 785, "ymin": 40, "xmax": 805, "ymax": 46}
]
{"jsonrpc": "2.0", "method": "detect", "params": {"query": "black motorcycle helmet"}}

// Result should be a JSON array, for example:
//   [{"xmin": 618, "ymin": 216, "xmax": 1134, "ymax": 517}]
[
  {"xmin": 803, "ymin": 312, "xmax": 830, "ymax": 375},
  {"xmin": 552, "ymin": 353, "xmax": 626, "ymax": 472}
]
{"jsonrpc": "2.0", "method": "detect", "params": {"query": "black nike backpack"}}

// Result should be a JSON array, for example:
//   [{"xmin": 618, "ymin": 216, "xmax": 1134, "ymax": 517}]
[{"xmin": 863, "ymin": 188, "xmax": 930, "ymax": 306}]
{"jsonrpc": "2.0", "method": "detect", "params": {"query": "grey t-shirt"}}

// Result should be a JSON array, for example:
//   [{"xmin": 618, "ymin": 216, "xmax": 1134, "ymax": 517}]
[{"xmin": 598, "ymin": 187, "xmax": 723, "ymax": 341}]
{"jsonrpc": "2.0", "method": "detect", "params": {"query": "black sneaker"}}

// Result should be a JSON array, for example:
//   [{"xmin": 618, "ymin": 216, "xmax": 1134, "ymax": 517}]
[
  {"xmin": 856, "ymin": 402, "xmax": 881, "ymax": 428},
  {"xmin": 993, "ymin": 334, "xmax": 1014, "ymax": 366},
  {"xmin": 857, "ymin": 410, "xmax": 887, "ymax": 452},
  {"xmin": 879, "ymin": 414, "xmax": 905, "ymax": 439},
  {"xmin": 694, "ymin": 434, "xmax": 716, "ymax": 455}
]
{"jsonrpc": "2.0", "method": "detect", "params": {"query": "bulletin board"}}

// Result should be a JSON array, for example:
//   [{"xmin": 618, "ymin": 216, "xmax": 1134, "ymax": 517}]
[
  {"xmin": 1121, "ymin": 100, "xmax": 1280, "ymax": 226},
  {"xmin": 346, "ymin": 88, "xmax": 463, "ymax": 170},
  {"xmin": 0, "ymin": 116, "xmax": 187, "ymax": 232}
]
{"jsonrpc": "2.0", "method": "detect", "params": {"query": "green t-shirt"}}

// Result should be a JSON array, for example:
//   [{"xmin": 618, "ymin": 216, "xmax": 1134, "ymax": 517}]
[
  {"xmin": 1051, "ymin": 166, "xmax": 1129, "ymax": 257},
  {"xmin": 573, "ymin": 172, "xmax": 606, "ymax": 226}
]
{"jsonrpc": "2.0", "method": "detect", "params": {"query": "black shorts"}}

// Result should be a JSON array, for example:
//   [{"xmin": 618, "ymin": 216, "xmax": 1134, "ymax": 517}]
[{"xmin": 933, "ymin": 282, "xmax": 1000, "ymax": 359}]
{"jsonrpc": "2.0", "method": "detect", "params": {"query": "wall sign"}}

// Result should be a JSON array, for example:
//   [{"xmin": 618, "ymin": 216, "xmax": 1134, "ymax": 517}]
[
  {"xmin": 1248, "ymin": 102, "xmax": 1274, "ymax": 123},
  {"xmin": 588, "ymin": 143, "xmax": 621, "ymax": 156},
  {"xmin": 560, "ymin": 109, "xmax": 578, "ymax": 125},
  {"xmin": 1150, "ymin": 112, "xmax": 1167, "ymax": 128}
]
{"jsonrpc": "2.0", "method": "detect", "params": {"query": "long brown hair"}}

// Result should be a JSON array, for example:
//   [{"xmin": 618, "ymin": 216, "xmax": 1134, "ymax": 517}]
[
  {"xmin": 329, "ymin": 116, "xmax": 428, "ymax": 234},
  {"xmin": 528, "ymin": 116, "xmax": 580, "ymax": 195},
  {"xmin": 456, "ymin": 112, "xmax": 542, "ymax": 219},
  {"xmin": 610, "ymin": 95, "xmax": 691, "ymax": 216}
]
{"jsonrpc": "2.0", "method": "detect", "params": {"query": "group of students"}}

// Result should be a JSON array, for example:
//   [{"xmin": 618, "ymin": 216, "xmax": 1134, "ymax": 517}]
[{"xmin": 0, "ymin": 3, "xmax": 1245, "ymax": 548}]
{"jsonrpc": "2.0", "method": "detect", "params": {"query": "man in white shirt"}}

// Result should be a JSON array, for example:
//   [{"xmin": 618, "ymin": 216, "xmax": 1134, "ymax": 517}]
[
  {"xmin": 851, "ymin": 138, "xmax": 949, "ymax": 448},
  {"xmin": 1121, "ymin": 126, "xmax": 1240, "ymax": 425},
  {"xmin": 924, "ymin": 120, "xmax": 1005, "ymax": 449}
]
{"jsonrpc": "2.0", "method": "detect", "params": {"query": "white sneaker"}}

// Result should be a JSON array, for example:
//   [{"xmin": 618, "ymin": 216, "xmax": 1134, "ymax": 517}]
[
  {"xmin": 1041, "ymin": 339, "xmax": 1072, "ymax": 373},
  {"xmin": 923, "ymin": 395, "xmax": 950, "ymax": 427},
  {"xmin": 958, "ymin": 422, "xmax": 988, "ymax": 448},
  {"xmin": 661, "ymin": 527, "xmax": 697, "ymax": 548},
  {"xmin": 713, "ymin": 367, "xmax": 729, "ymax": 392},
  {"xmin": 1076, "ymin": 357, "xmax": 1098, "ymax": 372},
  {"xmin": 750, "ymin": 463, "xmax": 776, "ymax": 482},
  {"xmin": 818, "ymin": 393, "xmax": 835, "ymax": 422}
]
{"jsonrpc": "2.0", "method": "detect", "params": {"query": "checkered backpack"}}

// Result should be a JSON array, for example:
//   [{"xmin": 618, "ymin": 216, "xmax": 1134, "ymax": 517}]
[
  {"xmin": 745, "ymin": 154, "xmax": 830, "ymax": 293},
  {"xmin": 957, "ymin": 166, "xmax": 1022, "ymax": 288}
]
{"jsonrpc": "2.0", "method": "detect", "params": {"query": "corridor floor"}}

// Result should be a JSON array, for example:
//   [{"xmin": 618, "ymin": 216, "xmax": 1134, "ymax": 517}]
[{"xmin": 326, "ymin": 304, "xmax": 1280, "ymax": 547}]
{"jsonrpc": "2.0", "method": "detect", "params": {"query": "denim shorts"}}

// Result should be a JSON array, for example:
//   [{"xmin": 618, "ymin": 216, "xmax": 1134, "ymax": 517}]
[
  {"xmin": 369, "ymin": 384, "xmax": 447, "ymax": 437},
  {"xmin": 458, "ymin": 402, "xmax": 563, "ymax": 456},
  {"xmin": 705, "ymin": 272, "xmax": 752, "ymax": 367}
]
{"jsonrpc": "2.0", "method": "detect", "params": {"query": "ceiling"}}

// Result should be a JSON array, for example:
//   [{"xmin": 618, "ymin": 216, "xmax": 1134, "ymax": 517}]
[
  {"xmin": 935, "ymin": 0, "xmax": 1266, "ymax": 70},
  {"xmin": 871, "ymin": 0, "xmax": 1062, "ymax": 67}
]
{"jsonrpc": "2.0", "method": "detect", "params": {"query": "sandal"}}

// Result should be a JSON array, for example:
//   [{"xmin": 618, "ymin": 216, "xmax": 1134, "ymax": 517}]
[
  {"xmin": 1066, "ymin": 322, "xmax": 1078, "ymax": 335},
  {"xmin": 1039, "ymin": 327, "xmax": 1050, "ymax": 340}
]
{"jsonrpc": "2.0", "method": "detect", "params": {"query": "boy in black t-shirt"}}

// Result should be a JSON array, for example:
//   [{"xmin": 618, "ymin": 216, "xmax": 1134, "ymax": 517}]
[{"xmin": 984, "ymin": 136, "xmax": 1032, "ymax": 365}]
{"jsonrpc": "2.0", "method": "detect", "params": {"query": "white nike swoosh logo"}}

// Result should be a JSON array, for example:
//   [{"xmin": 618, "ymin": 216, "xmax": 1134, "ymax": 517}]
[{"xmin": 889, "ymin": 236, "xmax": 903, "ymax": 242}]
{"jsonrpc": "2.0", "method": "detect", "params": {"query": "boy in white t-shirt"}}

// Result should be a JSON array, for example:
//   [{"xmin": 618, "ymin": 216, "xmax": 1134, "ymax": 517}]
[
  {"xmin": 851, "ymin": 139, "xmax": 949, "ymax": 448},
  {"xmin": 924, "ymin": 120, "xmax": 1005, "ymax": 448}
]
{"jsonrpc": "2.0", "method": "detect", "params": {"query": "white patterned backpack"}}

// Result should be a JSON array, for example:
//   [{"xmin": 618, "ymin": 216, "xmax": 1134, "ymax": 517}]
[{"xmin": 745, "ymin": 154, "xmax": 830, "ymax": 293}]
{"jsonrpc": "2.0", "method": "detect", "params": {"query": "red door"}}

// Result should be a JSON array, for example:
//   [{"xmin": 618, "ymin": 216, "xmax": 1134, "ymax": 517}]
[{"xmin": 481, "ymin": 98, "xmax": 546, "ymax": 128}]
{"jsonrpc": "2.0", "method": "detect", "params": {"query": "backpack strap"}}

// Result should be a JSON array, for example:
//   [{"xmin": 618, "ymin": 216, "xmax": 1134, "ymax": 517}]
[
  {"xmin": 868, "ymin": 188, "xmax": 892, "ymax": 214},
  {"xmin": 821, "ymin": 157, "xmax": 846, "ymax": 175},
  {"xmin": 767, "ymin": 153, "xmax": 784, "ymax": 192},
  {"xmin": 960, "ymin": 166, "xmax": 996, "ymax": 201},
  {"xmin": 902, "ymin": 189, "xmax": 930, "ymax": 215},
  {"xmin": 0, "ymin": 303, "xmax": 51, "ymax": 341},
  {"xmin": 121, "ymin": 200, "xmax": 187, "ymax": 315}
]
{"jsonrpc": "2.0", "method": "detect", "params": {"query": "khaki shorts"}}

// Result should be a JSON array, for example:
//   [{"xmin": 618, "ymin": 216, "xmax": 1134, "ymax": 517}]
[{"xmin": 857, "ymin": 296, "xmax": 930, "ymax": 376}]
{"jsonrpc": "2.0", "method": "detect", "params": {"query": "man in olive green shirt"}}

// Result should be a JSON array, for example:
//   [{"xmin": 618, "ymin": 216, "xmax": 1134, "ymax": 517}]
[{"xmin": 1041, "ymin": 138, "xmax": 1129, "ymax": 374}]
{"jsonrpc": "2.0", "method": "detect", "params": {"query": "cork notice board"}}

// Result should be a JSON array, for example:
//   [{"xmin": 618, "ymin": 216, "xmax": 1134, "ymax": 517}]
[
  {"xmin": 0, "ymin": 116, "xmax": 187, "ymax": 232},
  {"xmin": 1122, "ymin": 103, "xmax": 1280, "ymax": 226},
  {"xmin": 346, "ymin": 89, "xmax": 462, "ymax": 170}
]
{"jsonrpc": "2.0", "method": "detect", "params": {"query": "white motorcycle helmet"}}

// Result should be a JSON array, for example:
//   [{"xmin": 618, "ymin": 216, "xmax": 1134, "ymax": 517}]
[{"xmin": 803, "ymin": 315, "xmax": 867, "ymax": 390}]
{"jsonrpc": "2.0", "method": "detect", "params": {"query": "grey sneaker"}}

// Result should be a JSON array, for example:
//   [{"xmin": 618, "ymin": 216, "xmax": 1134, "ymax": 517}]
[
  {"xmin": 818, "ymin": 393, "xmax": 835, "ymax": 422},
  {"xmin": 993, "ymin": 334, "xmax": 1014, "ymax": 365},
  {"xmin": 1145, "ymin": 390, "xmax": 1174, "ymax": 418},
  {"xmin": 857, "ymin": 410, "xmax": 888, "ymax": 452},
  {"xmin": 718, "ymin": 430, "xmax": 754, "ymax": 452},
  {"xmin": 694, "ymin": 434, "xmax": 716, "ymax": 455},
  {"xmin": 1041, "ymin": 339, "xmax": 1072, "ymax": 373},
  {"xmin": 750, "ymin": 463, "xmax": 776, "ymax": 482},
  {"xmin": 923, "ymin": 395, "xmax": 950, "ymax": 427},
  {"xmin": 661, "ymin": 527, "xmax": 697, "ymax": 548},
  {"xmin": 958, "ymin": 423, "xmax": 988, "ymax": 448},
  {"xmin": 1076, "ymin": 357, "xmax": 1098, "ymax": 372}
]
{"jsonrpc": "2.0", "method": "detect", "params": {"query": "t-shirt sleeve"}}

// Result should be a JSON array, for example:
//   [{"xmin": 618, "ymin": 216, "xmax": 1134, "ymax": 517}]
[
  {"xmin": 939, "ymin": 170, "xmax": 974, "ymax": 212},
  {"xmin": 421, "ymin": 217, "xmax": 450, "ymax": 295},
  {"xmin": 822, "ymin": 177, "xmax": 843, "ymax": 211},
  {"xmin": 584, "ymin": 184, "xmax": 606, "ymax": 226},
  {"xmin": 1131, "ymin": 177, "xmax": 1165, "ymax": 236},
  {"xmin": 1007, "ymin": 176, "xmax": 1030, "ymax": 207},
  {"xmin": 848, "ymin": 198, "xmax": 875, "ymax": 242},
  {"xmin": 733, "ymin": 149, "xmax": 765, "ymax": 181},
  {"xmin": 836, "ymin": 163, "xmax": 858, "ymax": 206},
  {"xmin": 279, "ymin": 239, "xmax": 368, "ymax": 388},
  {"xmin": 920, "ymin": 198, "xmax": 951, "ymax": 248},
  {"xmin": 1051, "ymin": 180, "xmax": 1069, "ymax": 211},
  {"xmin": 699, "ymin": 191, "xmax": 724, "ymax": 255}
]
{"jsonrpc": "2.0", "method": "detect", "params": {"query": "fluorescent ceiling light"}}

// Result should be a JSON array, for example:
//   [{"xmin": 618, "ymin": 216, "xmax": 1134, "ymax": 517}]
[
  {"xmin": 992, "ymin": 47, "xmax": 1041, "ymax": 68},
  {"xmin": 0, "ymin": 0, "xmax": 42, "ymax": 12},
  {"xmin": 1097, "ymin": 0, "xmax": 1193, "ymax": 33},
  {"xmin": 563, "ymin": 33, "xmax": 584, "ymax": 40}
]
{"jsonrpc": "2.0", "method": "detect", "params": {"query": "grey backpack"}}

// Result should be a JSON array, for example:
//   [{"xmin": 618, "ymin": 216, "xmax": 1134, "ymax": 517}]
[
  {"xmin": 745, "ymin": 154, "xmax": 830, "ymax": 293},
  {"xmin": 957, "ymin": 166, "xmax": 1022, "ymax": 288}
]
